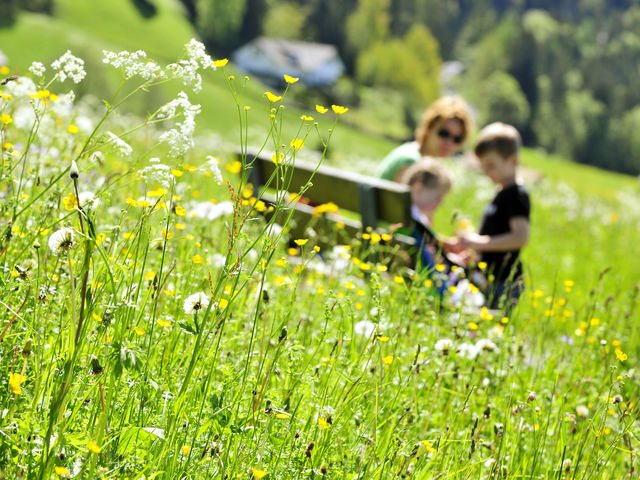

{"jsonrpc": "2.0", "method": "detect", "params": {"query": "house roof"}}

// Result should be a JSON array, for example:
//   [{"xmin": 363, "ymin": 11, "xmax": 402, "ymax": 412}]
[{"xmin": 232, "ymin": 37, "xmax": 344, "ymax": 87}]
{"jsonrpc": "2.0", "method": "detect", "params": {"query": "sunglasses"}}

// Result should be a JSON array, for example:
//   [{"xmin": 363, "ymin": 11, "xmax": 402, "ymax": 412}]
[{"xmin": 437, "ymin": 128, "xmax": 464, "ymax": 144}]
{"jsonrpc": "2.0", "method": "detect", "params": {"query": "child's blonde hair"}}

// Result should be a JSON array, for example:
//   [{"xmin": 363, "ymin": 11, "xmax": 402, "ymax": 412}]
[
  {"xmin": 402, "ymin": 157, "xmax": 453, "ymax": 191},
  {"xmin": 474, "ymin": 122, "xmax": 522, "ymax": 159},
  {"xmin": 415, "ymin": 96, "xmax": 473, "ymax": 150}
]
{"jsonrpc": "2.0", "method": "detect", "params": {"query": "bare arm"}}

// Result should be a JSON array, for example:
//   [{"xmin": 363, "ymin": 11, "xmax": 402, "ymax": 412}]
[{"xmin": 461, "ymin": 217, "xmax": 529, "ymax": 252}]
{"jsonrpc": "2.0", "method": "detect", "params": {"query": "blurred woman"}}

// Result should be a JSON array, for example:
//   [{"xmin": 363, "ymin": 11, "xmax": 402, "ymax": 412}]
[{"xmin": 377, "ymin": 96, "xmax": 473, "ymax": 182}]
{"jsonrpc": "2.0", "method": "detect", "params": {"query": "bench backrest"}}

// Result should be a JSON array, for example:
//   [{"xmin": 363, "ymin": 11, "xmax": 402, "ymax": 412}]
[{"xmin": 241, "ymin": 149, "xmax": 413, "ymax": 231}]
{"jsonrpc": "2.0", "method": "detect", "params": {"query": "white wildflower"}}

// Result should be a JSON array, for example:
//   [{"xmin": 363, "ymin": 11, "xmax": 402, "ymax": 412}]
[
  {"xmin": 353, "ymin": 320, "xmax": 376, "ymax": 337},
  {"xmin": 475, "ymin": 338, "xmax": 498, "ymax": 353},
  {"xmin": 51, "ymin": 50, "xmax": 86, "ymax": 83},
  {"xmin": 183, "ymin": 292, "xmax": 210, "ymax": 314},
  {"xmin": 79, "ymin": 191, "xmax": 99, "ymax": 209},
  {"xmin": 576, "ymin": 405, "xmax": 589, "ymax": 418},
  {"xmin": 3, "ymin": 76, "xmax": 36, "ymax": 98},
  {"xmin": 48, "ymin": 227, "xmax": 75, "ymax": 255},
  {"xmin": 138, "ymin": 163, "xmax": 173, "ymax": 190},
  {"xmin": 165, "ymin": 39, "xmax": 213, "ymax": 93},
  {"xmin": 205, "ymin": 155, "xmax": 223, "ymax": 184},
  {"xmin": 434, "ymin": 338, "xmax": 453, "ymax": 355},
  {"xmin": 562, "ymin": 459, "xmax": 572, "ymax": 471},
  {"xmin": 211, "ymin": 253, "xmax": 227, "ymax": 269},
  {"xmin": 105, "ymin": 131, "xmax": 133, "ymax": 157},
  {"xmin": 191, "ymin": 201, "xmax": 234, "ymax": 220},
  {"xmin": 320, "ymin": 405, "xmax": 335, "ymax": 418},
  {"xmin": 484, "ymin": 458, "xmax": 496, "ymax": 469},
  {"xmin": 449, "ymin": 279, "xmax": 485, "ymax": 308},
  {"xmin": 29, "ymin": 62, "xmax": 46, "ymax": 77},
  {"xmin": 157, "ymin": 92, "xmax": 201, "ymax": 157},
  {"xmin": 457, "ymin": 342, "xmax": 478, "ymax": 360},
  {"xmin": 102, "ymin": 49, "xmax": 164, "ymax": 81}
]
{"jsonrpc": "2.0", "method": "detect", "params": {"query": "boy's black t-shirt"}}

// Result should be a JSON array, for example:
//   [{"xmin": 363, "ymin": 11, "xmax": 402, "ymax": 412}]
[{"xmin": 478, "ymin": 183, "xmax": 530, "ymax": 282}]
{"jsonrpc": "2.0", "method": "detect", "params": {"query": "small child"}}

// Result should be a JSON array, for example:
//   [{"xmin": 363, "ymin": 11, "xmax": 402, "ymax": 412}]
[
  {"xmin": 400, "ymin": 159, "xmax": 459, "ymax": 285},
  {"xmin": 459, "ymin": 122, "xmax": 530, "ymax": 312}
]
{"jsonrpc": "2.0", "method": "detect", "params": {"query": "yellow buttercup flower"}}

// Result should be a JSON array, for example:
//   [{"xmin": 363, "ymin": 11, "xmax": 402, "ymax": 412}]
[
  {"xmin": 315, "ymin": 104, "xmax": 328, "ymax": 114},
  {"xmin": 63, "ymin": 193, "xmax": 78, "ymax": 211},
  {"xmin": 225, "ymin": 161, "xmax": 242, "ymax": 174},
  {"xmin": 133, "ymin": 327, "xmax": 145, "ymax": 336},
  {"xmin": 284, "ymin": 74, "xmax": 299, "ymax": 83},
  {"xmin": 1, "ymin": 113, "xmax": 12, "ymax": 125},
  {"xmin": 192, "ymin": 254, "xmax": 203, "ymax": 264},
  {"xmin": 264, "ymin": 91, "xmax": 282, "ymax": 103},
  {"xmin": 54, "ymin": 466, "xmax": 69, "ymax": 477},
  {"xmin": 318, "ymin": 417, "xmax": 329, "ymax": 429},
  {"xmin": 252, "ymin": 468, "xmax": 267, "ymax": 479},
  {"xmin": 301, "ymin": 115, "xmax": 314, "ymax": 121},
  {"xmin": 175, "ymin": 205, "xmax": 186, "ymax": 216},
  {"xmin": 9, "ymin": 372, "xmax": 25, "ymax": 395},
  {"xmin": 88, "ymin": 440, "xmax": 102, "ymax": 454},
  {"xmin": 213, "ymin": 58, "xmax": 229, "ymax": 67},
  {"xmin": 272, "ymin": 152, "xmax": 285, "ymax": 165},
  {"xmin": 290, "ymin": 138, "xmax": 304, "ymax": 151},
  {"xmin": 382, "ymin": 355, "xmax": 394, "ymax": 365},
  {"xmin": 67, "ymin": 124, "xmax": 79, "ymax": 134},
  {"xmin": 331, "ymin": 104, "xmax": 349, "ymax": 115},
  {"xmin": 157, "ymin": 319, "xmax": 172, "ymax": 328},
  {"xmin": 294, "ymin": 238, "xmax": 308, "ymax": 246}
]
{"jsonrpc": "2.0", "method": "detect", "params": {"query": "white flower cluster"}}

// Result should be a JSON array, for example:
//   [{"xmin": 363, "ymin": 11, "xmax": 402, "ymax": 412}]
[
  {"xmin": 434, "ymin": 338, "xmax": 453, "ymax": 354},
  {"xmin": 157, "ymin": 92, "xmax": 201, "ymax": 158},
  {"xmin": 205, "ymin": 155, "xmax": 223, "ymax": 184},
  {"xmin": 29, "ymin": 62, "xmax": 46, "ymax": 77},
  {"xmin": 432, "ymin": 338, "xmax": 499, "ymax": 360},
  {"xmin": 102, "ymin": 49, "xmax": 164, "ymax": 81},
  {"xmin": 105, "ymin": 131, "xmax": 133, "ymax": 157},
  {"xmin": 138, "ymin": 163, "xmax": 173, "ymax": 190},
  {"xmin": 191, "ymin": 201, "xmax": 234, "ymax": 220},
  {"xmin": 166, "ymin": 39, "xmax": 214, "ymax": 93},
  {"xmin": 51, "ymin": 51, "xmax": 86, "ymax": 84},
  {"xmin": 183, "ymin": 292, "xmax": 209, "ymax": 314}
]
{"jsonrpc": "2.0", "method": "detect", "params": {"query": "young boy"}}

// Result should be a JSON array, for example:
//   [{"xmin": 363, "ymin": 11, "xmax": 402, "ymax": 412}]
[
  {"xmin": 459, "ymin": 122, "xmax": 530, "ymax": 311},
  {"xmin": 400, "ymin": 159, "xmax": 461, "ymax": 291}
]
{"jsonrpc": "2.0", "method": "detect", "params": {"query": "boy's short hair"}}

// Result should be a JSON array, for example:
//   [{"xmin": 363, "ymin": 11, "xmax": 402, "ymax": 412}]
[
  {"xmin": 402, "ymin": 157, "xmax": 452, "ymax": 191},
  {"xmin": 415, "ymin": 96, "xmax": 473, "ymax": 148},
  {"xmin": 474, "ymin": 122, "xmax": 522, "ymax": 159}
]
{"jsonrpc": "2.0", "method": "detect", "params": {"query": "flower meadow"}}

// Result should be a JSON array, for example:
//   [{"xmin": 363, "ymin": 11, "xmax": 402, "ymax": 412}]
[{"xmin": 1, "ymin": 42, "xmax": 639, "ymax": 480}]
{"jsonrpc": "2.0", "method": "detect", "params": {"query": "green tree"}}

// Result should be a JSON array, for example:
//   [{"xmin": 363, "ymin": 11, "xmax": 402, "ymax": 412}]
[
  {"xmin": 345, "ymin": 0, "xmax": 391, "ymax": 55},
  {"xmin": 355, "ymin": 24, "xmax": 441, "ymax": 107},
  {"xmin": 610, "ymin": 107, "xmax": 640, "ymax": 174},
  {"xmin": 262, "ymin": 2, "xmax": 309, "ymax": 40},
  {"xmin": 472, "ymin": 71, "xmax": 530, "ymax": 131},
  {"xmin": 196, "ymin": 0, "xmax": 248, "ymax": 54}
]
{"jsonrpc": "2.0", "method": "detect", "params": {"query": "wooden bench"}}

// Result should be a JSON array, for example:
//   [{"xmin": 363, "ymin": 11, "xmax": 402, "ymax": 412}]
[{"xmin": 238, "ymin": 148, "xmax": 416, "ymax": 247}]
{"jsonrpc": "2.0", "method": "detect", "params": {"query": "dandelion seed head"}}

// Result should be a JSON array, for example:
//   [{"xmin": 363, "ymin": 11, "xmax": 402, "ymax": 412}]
[
  {"xmin": 48, "ymin": 227, "xmax": 75, "ymax": 255},
  {"xmin": 184, "ymin": 292, "xmax": 209, "ymax": 314}
]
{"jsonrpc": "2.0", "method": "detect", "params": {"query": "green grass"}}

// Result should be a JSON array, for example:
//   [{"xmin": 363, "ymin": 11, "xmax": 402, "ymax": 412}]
[
  {"xmin": 1, "ymin": 8, "xmax": 639, "ymax": 479},
  {"xmin": 0, "ymin": 67, "xmax": 637, "ymax": 475}
]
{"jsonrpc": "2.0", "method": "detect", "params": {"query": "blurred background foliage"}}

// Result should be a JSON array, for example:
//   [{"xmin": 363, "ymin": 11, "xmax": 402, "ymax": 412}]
[{"xmin": 4, "ymin": 0, "xmax": 640, "ymax": 174}]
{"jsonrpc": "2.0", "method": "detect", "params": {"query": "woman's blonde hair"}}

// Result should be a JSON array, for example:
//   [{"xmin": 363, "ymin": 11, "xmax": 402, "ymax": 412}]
[{"xmin": 414, "ymin": 96, "xmax": 473, "ymax": 150}]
